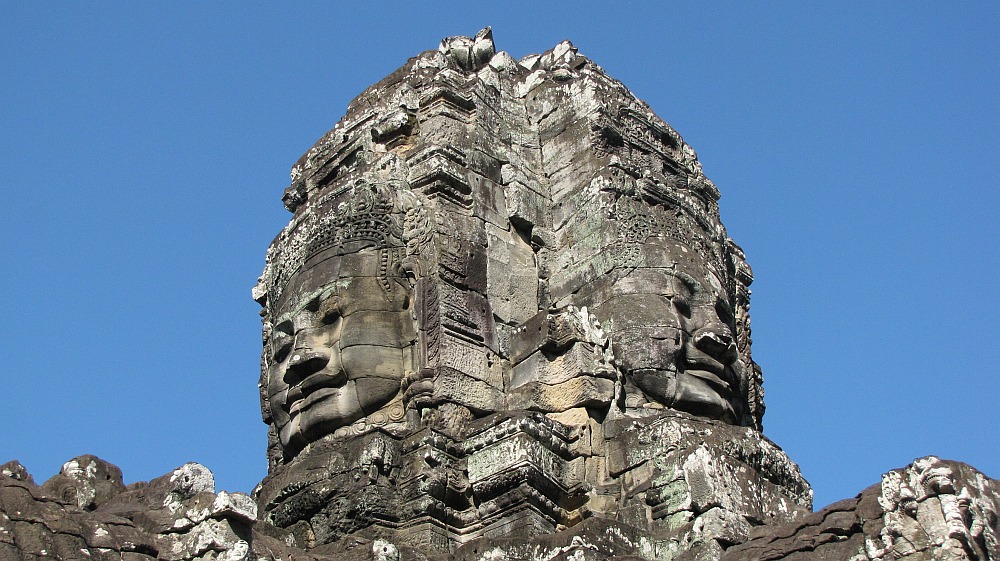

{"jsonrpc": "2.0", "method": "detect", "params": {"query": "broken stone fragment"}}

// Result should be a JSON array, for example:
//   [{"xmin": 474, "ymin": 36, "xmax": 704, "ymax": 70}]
[
  {"xmin": 439, "ymin": 27, "xmax": 495, "ymax": 72},
  {"xmin": 722, "ymin": 457, "xmax": 999, "ymax": 561},
  {"xmin": 41, "ymin": 454, "xmax": 125, "ymax": 510},
  {"xmin": 0, "ymin": 460, "xmax": 34, "ymax": 485}
]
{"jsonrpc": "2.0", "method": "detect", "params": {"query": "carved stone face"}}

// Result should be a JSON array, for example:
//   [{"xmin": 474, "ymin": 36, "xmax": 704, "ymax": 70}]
[
  {"xmin": 595, "ymin": 242, "xmax": 748, "ymax": 424},
  {"xmin": 265, "ymin": 246, "xmax": 415, "ymax": 457}
]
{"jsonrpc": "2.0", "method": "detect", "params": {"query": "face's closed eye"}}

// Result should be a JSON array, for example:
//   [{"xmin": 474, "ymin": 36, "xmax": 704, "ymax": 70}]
[
  {"xmin": 271, "ymin": 320, "xmax": 294, "ymax": 363},
  {"xmin": 714, "ymin": 297, "xmax": 735, "ymax": 328},
  {"xmin": 318, "ymin": 293, "xmax": 341, "ymax": 326},
  {"xmin": 672, "ymin": 296, "xmax": 692, "ymax": 319}
]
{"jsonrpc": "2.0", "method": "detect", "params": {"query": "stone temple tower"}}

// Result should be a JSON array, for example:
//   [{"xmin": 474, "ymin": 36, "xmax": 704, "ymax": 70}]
[
  {"xmin": 0, "ymin": 29, "xmax": 995, "ymax": 561},
  {"xmin": 246, "ymin": 28, "xmax": 997, "ymax": 561},
  {"xmin": 250, "ymin": 26, "xmax": 808, "ymax": 558}
]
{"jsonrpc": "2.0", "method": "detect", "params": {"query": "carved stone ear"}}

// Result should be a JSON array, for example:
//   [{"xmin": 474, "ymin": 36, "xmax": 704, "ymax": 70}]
[{"xmin": 398, "ymin": 256, "xmax": 420, "ymax": 285}]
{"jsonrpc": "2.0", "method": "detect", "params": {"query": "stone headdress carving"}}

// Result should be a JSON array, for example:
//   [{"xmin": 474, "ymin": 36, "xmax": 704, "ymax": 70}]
[{"xmin": 253, "ymin": 173, "xmax": 433, "ymax": 321}]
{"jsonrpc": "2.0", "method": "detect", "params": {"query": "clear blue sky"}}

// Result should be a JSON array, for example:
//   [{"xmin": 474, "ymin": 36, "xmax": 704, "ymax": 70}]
[{"xmin": 2, "ymin": 2, "xmax": 997, "ymax": 510}]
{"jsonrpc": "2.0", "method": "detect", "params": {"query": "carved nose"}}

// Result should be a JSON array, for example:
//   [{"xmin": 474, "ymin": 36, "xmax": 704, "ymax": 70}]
[
  {"xmin": 286, "ymin": 349, "xmax": 330, "ymax": 381},
  {"xmin": 694, "ymin": 327, "xmax": 737, "ymax": 363}
]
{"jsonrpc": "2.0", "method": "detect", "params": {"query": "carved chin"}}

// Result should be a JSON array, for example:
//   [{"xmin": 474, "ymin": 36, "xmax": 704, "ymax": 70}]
[
  {"xmin": 632, "ymin": 368, "xmax": 677, "ymax": 406},
  {"xmin": 633, "ymin": 368, "xmax": 737, "ymax": 424},
  {"xmin": 673, "ymin": 372, "xmax": 737, "ymax": 424},
  {"xmin": 279, "ymin": 383, "xmax": 365, "ymax": 451}
]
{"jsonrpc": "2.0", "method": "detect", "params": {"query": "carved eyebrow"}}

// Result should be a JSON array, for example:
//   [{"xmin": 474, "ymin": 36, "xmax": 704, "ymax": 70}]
[
  {"xmin": 672, "ymin": 271, "xmax": 702, "ymax": 296},
  {"xmin": 304, "ymin": 293, "xmax": 321, "ymax": 312}
]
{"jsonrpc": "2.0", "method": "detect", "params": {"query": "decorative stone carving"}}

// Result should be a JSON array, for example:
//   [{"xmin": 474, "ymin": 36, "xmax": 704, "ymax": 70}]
[
  {"xmin": 247, "ymin": 28, "xmax": 805, "ymax": 559},
  {"xmin": 723, "ymin": 457, "xmax": 999, "ymax": 561},
  {"xmin": 256, "ymin": 175, "xmax": 432, "ymax": 461},
  {"xmin": 257, "ymin": 28, "xmax": 764, "ymax": 465}
]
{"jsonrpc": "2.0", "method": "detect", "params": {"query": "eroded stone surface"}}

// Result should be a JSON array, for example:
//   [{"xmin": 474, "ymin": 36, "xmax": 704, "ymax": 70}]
[
  {"xmin": 256, "ymin": 25, "xmax": 762, "ymax": 463},
  {"xmin": 248, "ymin": 27, "xmax": 803, "ymax": 559},
  {"xmin": 723, "ymin": 457, "xmax": 999, "ymax": 561},
  {"xmin": 0, "ymin": 459, "xmax": 254, "ymax": 561}
]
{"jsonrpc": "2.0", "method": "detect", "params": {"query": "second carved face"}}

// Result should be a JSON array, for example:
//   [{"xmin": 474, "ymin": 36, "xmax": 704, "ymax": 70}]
[{"xmin": 591, "ymin": 244, "xmax": 748, "ymax": 424}]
